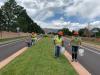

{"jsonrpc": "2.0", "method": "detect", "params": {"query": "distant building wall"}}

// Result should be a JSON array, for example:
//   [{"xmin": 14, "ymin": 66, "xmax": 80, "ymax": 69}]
[{"xmin": 0, "ymin": 31, "xmax": 30, "ymax": 39}]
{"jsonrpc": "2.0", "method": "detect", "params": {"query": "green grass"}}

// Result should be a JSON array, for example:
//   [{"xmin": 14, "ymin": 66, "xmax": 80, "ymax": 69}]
[
  {"xmin": 83, "ymin": 40, "xmax": 100, "ymax": 45},
  {"xmin": 0, "ymin": 37, "xmax": 78, "ymax": 75}
]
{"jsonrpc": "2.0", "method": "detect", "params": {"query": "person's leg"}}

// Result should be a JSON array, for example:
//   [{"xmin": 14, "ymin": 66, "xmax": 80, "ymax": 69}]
[
  {"xmin": 57, "ymin": 46, "xmax": 60, "ymax": 57},
  {"xmin": 72, "ymin": 46, "xmax": 75, "ymax": 61},
  {"xmin": 31, "ymin": 39, "xmax": 33, "ymax": 45},
  {"xmin": 55, "ymin": 46, "xmax": 57, "ymax": 57},
  {"xmin": 74, "ymin": 46, "xmax": 79, "ymax": 61}
]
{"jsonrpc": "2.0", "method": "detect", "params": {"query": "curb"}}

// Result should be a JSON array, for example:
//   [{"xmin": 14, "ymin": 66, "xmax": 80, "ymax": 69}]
[
  {"xmin": 0, "ymin": 47, "xmax": 28, "ymax": 69},
  {"xmin": 64, "ymin": 51, "xmax": 91, "ymax": 75}
]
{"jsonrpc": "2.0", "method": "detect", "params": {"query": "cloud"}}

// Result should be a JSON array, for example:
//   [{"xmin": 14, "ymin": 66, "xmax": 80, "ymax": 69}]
[
  {"xmin": 0, "ymin": 0, "xmax": 100, "ymax": 30},
  {"xmin": 35, "ymin": 17, "xmax": 88, "ymax": 31},
  {"xmin": 90, "ymin": 21, "xmax": 100, "ymax": 28},
  {"xmin": 65, "ymin": 0, "xmax": 100, "ymax": 19}
]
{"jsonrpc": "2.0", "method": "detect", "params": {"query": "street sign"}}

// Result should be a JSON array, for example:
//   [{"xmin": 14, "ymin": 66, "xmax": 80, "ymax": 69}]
[
  {"xmin": 92, "ymin": 29, "xmax": 99, "ymax": 33},
  {"xmin": 16, "ymin": 27, "xmax": 20, "ymax": 32}
]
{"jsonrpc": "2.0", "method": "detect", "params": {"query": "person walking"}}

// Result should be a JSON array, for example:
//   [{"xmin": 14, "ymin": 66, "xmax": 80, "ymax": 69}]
[
  {"xmin": 54, "ymin": 31, "xmax": 64, "ymax": 58},
  {"xmin": 31, "ymin": 32, "xmax": 37, "ymax": 45},
  {"xmin": 70, "ymin": 31, "xmax": 81, "ymax": 62}
]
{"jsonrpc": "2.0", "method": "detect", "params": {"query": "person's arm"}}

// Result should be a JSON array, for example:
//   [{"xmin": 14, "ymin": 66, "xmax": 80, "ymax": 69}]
[
  {"xmin": 70, "ymin": 37, "xmax": 73, "ymax": 45},
  {"xmin": 62, "ymin": 40, "xmax": 64, "ymax": 47},
  {"xmin": 54, "ymin": 40, "xmax": 56, "ymax": 45},
  {"xmin": 79, "ymin": 38, "xmax": 82, "ymax": 45}
]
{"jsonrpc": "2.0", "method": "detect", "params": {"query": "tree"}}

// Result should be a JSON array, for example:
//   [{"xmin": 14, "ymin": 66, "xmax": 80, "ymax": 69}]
[
  {"xmin": 0, "ymin": 9, "xmax": 3, "ymax": 31},
  {"xmin": 1, "ymin": 0, "xmax": 24, "ymax": 31},
  {"xmin": 59, "ymin": 28, "xmax": 72, "ymax": 36},
  {"xmin": 78, "ymin": 28, "xmax": 85, "ymax": 36},
  {"xmin": 17, "ymin": 9, "xmax": 44, "ymax": 33},
  {"xmin": 0, "ymin": 0, "xmax": 44, "ymax": 33},
  {"xmin": 83, "ymin": 28, "xmax": 91, "ymax": 37}
]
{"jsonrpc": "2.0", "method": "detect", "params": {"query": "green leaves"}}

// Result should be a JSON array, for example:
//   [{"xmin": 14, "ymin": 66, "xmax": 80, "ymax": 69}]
[{"xmin": 0, "ymin": 0, "xmax": 44, "ymax": 33}]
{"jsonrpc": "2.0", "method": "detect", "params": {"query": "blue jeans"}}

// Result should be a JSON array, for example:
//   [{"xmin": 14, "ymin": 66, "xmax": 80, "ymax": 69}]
[
  {"xmin": 55, "ymin": 46, "xmax": 61, "ymax": 57},
  {"xmin": 72, "ymin": 46, "xmax": 79, "ymax": 59},
  {"xmin": 31, "ymin": 39, "xmax": 35, "ymax": 45}
]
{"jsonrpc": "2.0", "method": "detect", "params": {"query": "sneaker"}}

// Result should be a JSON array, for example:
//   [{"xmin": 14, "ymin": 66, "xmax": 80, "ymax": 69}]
[
  {"xmin": 71, "ymin": 59, "xmax": 74, "ymax": 62},
  {"xmin": 75, "ymin": 59, "xmax": 78, "ymax": 62}
]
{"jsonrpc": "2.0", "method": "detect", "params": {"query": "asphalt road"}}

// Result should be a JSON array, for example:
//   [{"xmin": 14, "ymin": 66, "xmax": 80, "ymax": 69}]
[
  {"xmin": 64, "ymin": 38, "xmax": 100, "ymax": 75},
  {"xmin": 0, "ymin": 35, "xmax": 42, "ymax": 62},
  {"xmin": 0, "ymin": 39, "xmax": 27, "ymax": 61},
  {"xmin": 0, "ymin": 36, "xmax": 99, "ymax": 75}
]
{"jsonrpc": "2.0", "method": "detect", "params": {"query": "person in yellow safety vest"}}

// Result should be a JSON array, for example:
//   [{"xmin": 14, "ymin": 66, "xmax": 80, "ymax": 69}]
[
  {"xmin": 31, "ymin": 32, "xmax": 37, "ymax": 45},
  {"xmin": 70, "ymin": 31, "xmax": 81, "ymax": 62},
  {"xmin": 54, "ymin": 31, "xmax": 64, "ymax": 58}
]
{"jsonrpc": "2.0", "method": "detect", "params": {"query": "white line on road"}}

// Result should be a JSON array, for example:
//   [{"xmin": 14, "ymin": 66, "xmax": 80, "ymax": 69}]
[
  {"xmin": 83, "ymin": 44, "xmax": 100, "ymax": 51},
  {"xmin": 0, "ymin": 39, "xmax": 23, "ymax": 48},
  {"xmin": 81, "ymin": 46, "xmax": 100, "ymax": 55}
]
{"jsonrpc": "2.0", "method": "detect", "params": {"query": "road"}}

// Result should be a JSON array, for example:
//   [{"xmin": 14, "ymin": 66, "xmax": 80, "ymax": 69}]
[
  {"xmin": 0, "ymin": 39, "xmax": 27, "ymax": 61},
  {"xmin": 64, "ymin": 38, "xmax": 100, "ymax": 75},
  {"xmin": 0, "ymin": 35, "xmax": 42, "ymax": 62},
  {"xmin": 0, "ymin": 36, "xmax": 100, "ymax": 75}
]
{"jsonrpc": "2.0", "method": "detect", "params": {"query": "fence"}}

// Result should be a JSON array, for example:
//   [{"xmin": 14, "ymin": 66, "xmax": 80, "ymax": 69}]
[{"xmin": 0, "ymin": 31, "xmax": 30, "ymax": 39}]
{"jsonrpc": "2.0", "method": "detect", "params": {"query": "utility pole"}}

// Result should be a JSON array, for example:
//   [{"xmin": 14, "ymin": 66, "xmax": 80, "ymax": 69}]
[{"xmin": 87, "ymin": 23, "xmax": 91, "ymax": 38}]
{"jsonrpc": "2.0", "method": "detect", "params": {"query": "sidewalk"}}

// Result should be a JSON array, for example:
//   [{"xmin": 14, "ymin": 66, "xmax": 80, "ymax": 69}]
[{"xmin": 64, "ymin": 51, "xmax": 91, "ymax": 75}]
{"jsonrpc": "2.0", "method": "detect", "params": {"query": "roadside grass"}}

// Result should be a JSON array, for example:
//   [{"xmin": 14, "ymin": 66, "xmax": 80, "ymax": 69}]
[
  {"xmin": 0, "ymin": 37, "xmax": 78, "ymax": 75},
  {"xmin": 83, "ymin": 40, "xmax": 100, "ymax": 45}
]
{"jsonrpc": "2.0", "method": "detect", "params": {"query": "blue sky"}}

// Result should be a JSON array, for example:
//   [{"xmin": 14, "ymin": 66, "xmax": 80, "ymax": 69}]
[{"xmin": 0, "ymin": 0, "xmax": 100, "ymax": 30}]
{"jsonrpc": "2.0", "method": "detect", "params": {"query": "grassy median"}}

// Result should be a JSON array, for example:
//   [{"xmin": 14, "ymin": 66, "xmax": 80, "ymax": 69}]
[{"xmin": 0, "ymin": 37, "xmax": 78, "ymax": 75}]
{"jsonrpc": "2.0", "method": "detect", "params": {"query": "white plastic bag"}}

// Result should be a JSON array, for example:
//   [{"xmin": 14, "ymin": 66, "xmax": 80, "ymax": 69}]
[
  {"xmin": 78, "ymin": 48, "xmax": 85, "ymax": 56},
  {"xmin": 60, "ymin": 47, "xmax": 65, "ymax": 54}
]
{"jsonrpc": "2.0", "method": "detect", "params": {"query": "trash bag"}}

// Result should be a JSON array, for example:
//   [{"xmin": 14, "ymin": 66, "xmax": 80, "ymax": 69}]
[
  {"xmin": 60, "ymin": 47, "xmax": 65, "ymax": 54},
  {"xmin": 78, "ymin": 48, "xmax": 84, "ymax": 56}
]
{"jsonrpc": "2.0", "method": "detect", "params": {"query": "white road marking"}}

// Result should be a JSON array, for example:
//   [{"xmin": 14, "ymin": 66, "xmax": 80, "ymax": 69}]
[
  {"xmin": 83, "ymin": 44, "xmax": 100, "ymax": 51},
  {"xmin": 0, "ymin": 39, "xmax": 23, "ymax": 48},
  {"xmin": 0, "ymin": 38, "xmax": 41, "ymax": 48},
  {"xmin": 81, "ymin": 46, "xmax": 100, "ymax": 55}
]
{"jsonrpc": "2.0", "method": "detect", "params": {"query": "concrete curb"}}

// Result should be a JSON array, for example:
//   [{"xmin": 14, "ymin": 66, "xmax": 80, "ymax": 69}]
[
  {"xmin": 0, "ymin": 47, "xmax": 28, "ymax": 69},
  {"xmin": 64, "ymin": 51, "xmax": 91, "ymax": 75}
]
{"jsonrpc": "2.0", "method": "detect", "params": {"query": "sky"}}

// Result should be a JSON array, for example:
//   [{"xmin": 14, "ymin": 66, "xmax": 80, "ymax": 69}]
[{"xmin": 0, "ymin": 0, "xmax": 100, "ymax": 30}]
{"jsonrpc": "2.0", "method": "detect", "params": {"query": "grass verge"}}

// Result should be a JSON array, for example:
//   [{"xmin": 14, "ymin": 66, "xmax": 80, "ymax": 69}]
[{"xmin": 0, "ymin": 37, "xmax": 78, "ymax": 75}]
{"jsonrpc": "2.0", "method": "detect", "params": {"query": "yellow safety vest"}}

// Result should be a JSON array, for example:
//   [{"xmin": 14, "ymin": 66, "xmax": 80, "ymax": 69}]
[
  {"xmin": 32, "ymin": 34, "xmax": 37, "ymax": 40},
  {"xmin": 71, "ymin": 37, "xmax": 81, "ymax": 46},
  {"xmin": 55, "ymin": 36, "xmax": 63, "ymax": 46}
]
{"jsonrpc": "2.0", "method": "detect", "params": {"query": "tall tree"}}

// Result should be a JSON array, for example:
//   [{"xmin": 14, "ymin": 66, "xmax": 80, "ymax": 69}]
[
  {"xmin": 0, "ymin": 0, "xmax": 44, "ymax": 33},
  {"xmin": 0, "ymin": 9, "xmax": 2, "ymax": 31},
  {"xmin": 1, "ymin": 0, "xmax": 24, "ymax": 31},
  {"xmin": 17, "ymin": 8, "xmax": 44, "ymax": 33},
  {"xmin": 59, "ymin": 28, "xmax": 72, "ymax": 36},
  {"xmin": 78, "ymin": 28, "xmax": 85, "ymax": 36}
]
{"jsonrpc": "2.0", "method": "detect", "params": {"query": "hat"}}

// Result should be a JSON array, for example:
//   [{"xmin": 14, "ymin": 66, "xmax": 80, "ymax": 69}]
[
  {"xmin": 73, "ymin": 31, "xmax": 79, "ymax": 35},
  {"xmin": 58, "ymin": 31, "xmax": 63, "ymax": 36}
]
